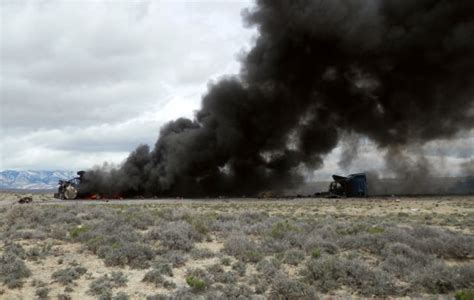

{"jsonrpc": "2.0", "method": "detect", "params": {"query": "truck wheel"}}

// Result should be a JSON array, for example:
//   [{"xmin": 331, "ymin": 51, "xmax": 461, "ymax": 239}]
[{"xmin": 64, "ymin": 186, "xmax": 78, "ymax": 200}]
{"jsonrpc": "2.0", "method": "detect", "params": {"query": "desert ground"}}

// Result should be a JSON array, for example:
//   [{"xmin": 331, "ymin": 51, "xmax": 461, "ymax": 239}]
[{"xmin": 0, "ymin": 192, "xmax": 473, "ymax": 299}]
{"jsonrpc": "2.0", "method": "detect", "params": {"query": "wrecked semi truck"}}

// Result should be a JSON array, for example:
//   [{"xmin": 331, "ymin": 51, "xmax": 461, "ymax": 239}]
[
  {"xmin": 54, "ymin": 171, "xmax": 85, "ymax": 200},
  {"xmin": 328, "ymin": 173, "xmax": 368, "ymax": 197}
]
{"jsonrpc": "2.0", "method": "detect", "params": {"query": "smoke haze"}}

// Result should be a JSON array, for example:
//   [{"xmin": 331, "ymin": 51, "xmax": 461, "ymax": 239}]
[{"xmin": 83, "ymin": 0, "xmax": 474, "ymax": 197}]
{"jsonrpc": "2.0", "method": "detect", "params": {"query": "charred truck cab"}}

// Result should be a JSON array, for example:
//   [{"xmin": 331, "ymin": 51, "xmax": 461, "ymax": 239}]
[
  {"xmin": 54, "ymin": 171, "xmax": 85, "ymax": 200},
  {"xmin": 328, "ymin": 173, "xmax": 368, "ymax": 197}
]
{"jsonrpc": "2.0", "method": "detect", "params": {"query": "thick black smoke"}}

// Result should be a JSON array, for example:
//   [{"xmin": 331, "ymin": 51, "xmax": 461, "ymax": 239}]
[{"xmin": 83, "ymin": 0, "xmax": 474, "ymax": 197}]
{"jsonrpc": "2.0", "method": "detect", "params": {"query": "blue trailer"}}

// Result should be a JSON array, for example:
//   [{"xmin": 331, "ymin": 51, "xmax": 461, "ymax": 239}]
[{"xmin": 329, "ymin": 173, "xmax": 368, "ymax": 197}]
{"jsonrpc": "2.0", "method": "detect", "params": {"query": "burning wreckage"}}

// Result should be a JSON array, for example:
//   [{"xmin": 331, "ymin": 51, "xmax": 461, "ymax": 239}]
[
  {"xmin": 54, "ymin": 171, "xmax": 83, "ymax": 200},
  {"xmin": 328, "ymin": 173, "xmax": 368, "ymax": 198},
  {"xmin": 55, "ymin": 171, "xmax": 368, "ymax": 200}
]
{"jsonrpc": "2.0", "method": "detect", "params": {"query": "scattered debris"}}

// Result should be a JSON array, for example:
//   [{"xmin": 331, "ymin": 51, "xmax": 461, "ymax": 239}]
[
  {"xmin": 18, "ymin": 197, "xmax": 33, "ymax": 204},
  {"xmin": 258, "ymin": 191, "xmax": 276, "ymax": 199}
]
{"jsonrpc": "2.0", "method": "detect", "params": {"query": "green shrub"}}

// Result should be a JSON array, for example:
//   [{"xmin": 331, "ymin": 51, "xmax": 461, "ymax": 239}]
[
  {"xmin": 311, "ymin": 248, "xmax": 321, "ymax": 259},
  {"xmin": 367, "ymin": 226, "xmax": 385, "ymax": 234},
  {"xmin": 185, "ymin": 268, "xmax": 211, "ymax": 291},
  {"xmin": 270, "ymin": 221, "xmax": 296, "ymax": 239},
  {"xmin": 69, "ymin": 226, "xmax": 89, "ymax": 239},
  {"xmin": 456, "ymin": 289, "xmax": 474, "ymax": 300},
  {"xmin": 186, "ymin": 275, "xmax": 206, "ymax": 291}
]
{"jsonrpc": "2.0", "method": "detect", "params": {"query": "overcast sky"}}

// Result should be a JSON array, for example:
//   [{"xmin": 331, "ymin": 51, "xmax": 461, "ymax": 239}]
[
  {"xmin": 1, "ymin": 0, "xmax": 255, "ymax": 170},
  {"xmin": 1, "ymin": 0, "xmax": 473, "ymax": 178}
]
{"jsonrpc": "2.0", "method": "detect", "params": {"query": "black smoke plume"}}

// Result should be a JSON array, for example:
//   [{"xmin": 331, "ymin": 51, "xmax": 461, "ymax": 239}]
[{"xmin": 83, "ymin": 0, "xmax": 474, "ymax": 197}]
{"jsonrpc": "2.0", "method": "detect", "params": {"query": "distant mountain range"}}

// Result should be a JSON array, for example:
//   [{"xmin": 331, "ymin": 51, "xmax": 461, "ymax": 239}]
[{"xmin": 0, "ymin": 170, "xmax": 77, "ymax": 190}]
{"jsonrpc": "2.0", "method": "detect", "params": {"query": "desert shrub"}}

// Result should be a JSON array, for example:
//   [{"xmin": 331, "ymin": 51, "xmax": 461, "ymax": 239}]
[
  {"xmin": 339, "ymin": 225, "xmax": 474, "ymax": 260},
  {"xmin": 413, "ymin": 261, "xmax": 458, "ymax": 293},
  {"xmin": 31, "ymin": 279, "xmax": 47, "ymax": 287},
  {"xmin": 344, "ymin": 258, "xmax": 397, "ymax": 296},
  {"xmin": 57, "ymin": 294, "xmax": 72, "ymax": 300},
  {"xmin": 0, "ymin": 254, "xmax": 31, "ymax": 288},
  {"xmin": 381, "ymin": 243, "xmax": 432, "ymax": 278},
  {"xmin": 142, "ymin": 263, "xmax": 174, "ymax": 288},
  {"xmin": 269, "ymin": 273, "xmax": 308, "ymax": 299},
  {"xmin": 302, "ymin": 256, "xmax": 349, "ymax": 291},
  {"xmin": 220, "ymin": 257, "xmax": 231, "ymax": 266},
  {"xmin": 113, "ymin": 292, "xmax": 130, "ymax": 300},
  {"xmin": 239, "ymin": 211, "xmax": 269, "ymax": 224},
  {"xmin": 50, "ymin": 226, "xmax": 69, "ymax": 240},
  {"xmin": 206, "ymin": 264, "xmax": 237, "ymax": 284},
  {"xmin": 311, "ymin": 248, "xmax": 321, "ymax": 259},
  {"xmin": 98, "ymin": 242, "xmax": 155, "ymax": 269},
  {"xmin": 52, "ymin": 266, "xmax": 87, "ymax": 285},
  {"xmin": 146, "ymin": 294, "xmax": 168, "ymax": 300},
  {"xmin": 3, "ymin": 243, "xmax": 27, "ymax": 259},
  {"xmin": 283, "ymin": 248, "xmax": 305, "ymax": 265},
  {"xmin": 188, "ymin": 216, "xmax": 212, "ymax": 237},
  {"xmin": 88, "ymin": 272, "xmax": 128, "ymax": 298},
  {"xmin": 367, "ymin": 226, "xmax": 385, "ymax": 234},
  {"xmin": 242, "ymin": 217, "xmax": 279, "ymax": 236},
  {"xmin": 261, "ymin": 236, "xmax": 291, "ymax": 254},
  {"xmin": 185, "ymin": 268, "xmax": 212, "ymax": 291},
  {"xmin": 303, "ymin": 236, "xmax": 339, "ymax": 255},
  {"xmin": 254, "ymin": 277, "xmax": 268, "ymax": 294},
  {"xmin": 256, "ymin": 258, "xmax": 281, "ymax": 281},
  {"xmin": 147, "ymin": 288, "xmax": 201, "ymax": 300},
  {"xmin": 335, "ymin": 221, "xmax": 372, "ymax": 236},
  {"xmin": 158, "ymin": 221, "xmax": 199, "ymax": 251},
  {"xmin": 156, "ymin": 207, "xmax": 194, "ymax": 222},
  {"xmin": 142, "ymin": 270, "xmax": 165, "ymax": 287},
  {"xmin": 269, "ymin": 220, "xmax": 297, "ymax": 239},
  {"xmin": 223, "ymin": 235, "xmax": 263, "ymax": 263},
  {"xmin": 190, "ymin": 247, "xmax": 214, "ymax": 259},
  {"xmin": 162, "ymin": 250, "xmax": 187, "ymax": 267},
  {"xmin": 35, "ymin": 287, "xmax": 50, "ymax": 299},
  {"xmin": 232, "ymin": 260, "xmax": 247, "ymax": 276},
  {"xmin": 407, "ymin": 226, "xmax": 474, "ymax": 259},
  {"xmin": 77, "ymin": 222, "xmax": 141, "ymax": 254},
  {"xmin": 437, "ymin": 234, "xmax": 474, "ymax": 259},
  {"xmin": 456, "ymin": 289, "xmax": 474, "ymax": 300},
  {"xmin": 186, "ymin": 276, "xmax": 206, "ymax": 291},
  {"xmin": 457, "ymin": 265, "xmax": 474, "ymax": 289},
  {"xmin": 218, "ymin": 283, "xmax": 254, "ymax": 299},
  {"xmin": 7, "ymin": 229, "xmax": 48, "ymax": 240},
  {"xmin": 144, "ymin": 227, "xmax": 161, "ymax": 240},
  {"xmin": 69, "ymin": 226, "xmax": 90, "ymax": 239},
  {"xmin": 151, "ymin": 260, "xmax": 174, "ymax": 277},
  {"xmin": 302, "ymin": 256, "xmax": 396, "ymax": 296},
  {"xmin": 212, "ymin": 219, "xmax": 241, "ymax": 233},
  {"xmin": 110, "ymin": 271, "xmax": 128, "ymax": 286},
  {"xmin": 26, "ymin": 243, "xmax": 52, "ymax": 261},
  {"xmin": 121, "ymin": 207, "xmax": 155, "ymax": 230}
]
